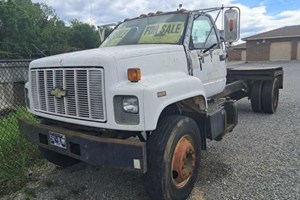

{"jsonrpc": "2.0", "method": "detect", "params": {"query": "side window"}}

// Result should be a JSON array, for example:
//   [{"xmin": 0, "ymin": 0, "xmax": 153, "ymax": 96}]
[{"xmin": 191, "ymin": 15, "xmax": 218, "ymax": 49}]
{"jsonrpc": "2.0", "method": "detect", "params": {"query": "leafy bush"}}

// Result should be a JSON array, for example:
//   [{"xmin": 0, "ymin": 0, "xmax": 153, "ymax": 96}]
[{"xmin": 0, "ymin": 107, "xmax": 40, "ymax": 196}]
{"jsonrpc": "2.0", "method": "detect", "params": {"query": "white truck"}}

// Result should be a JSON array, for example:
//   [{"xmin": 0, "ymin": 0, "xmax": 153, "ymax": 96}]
[{"xmin": 19, "ymin": 6, "xmax": 283, "ymax": 200}]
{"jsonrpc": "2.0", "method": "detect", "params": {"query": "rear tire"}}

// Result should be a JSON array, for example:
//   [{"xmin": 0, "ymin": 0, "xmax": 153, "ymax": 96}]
[
  {"xmin": 250, "ymin": 81, "xmax": 263, "ymax": 112},
  {"xmin": 262, "ymin": 79, "xmax": 279, "ymax": 114},
  {"xmin": 144, "ymin": 115, "xmax": 201, "ymax": 200},
  {"xmin": 39, "ymin": 147, "xmax": 80, "ymax": 167}
]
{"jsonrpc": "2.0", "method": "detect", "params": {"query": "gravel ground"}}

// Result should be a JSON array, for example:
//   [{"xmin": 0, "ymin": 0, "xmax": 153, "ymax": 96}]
[{"xmin": 3, "ymin": 61, "xmax": 300, "ymax": 200}]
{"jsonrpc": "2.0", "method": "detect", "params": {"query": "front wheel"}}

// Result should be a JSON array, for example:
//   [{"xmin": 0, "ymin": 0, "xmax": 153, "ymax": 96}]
[{"xmin": 144, "ymin": 115, "xmax": 201, "ymax": 200}]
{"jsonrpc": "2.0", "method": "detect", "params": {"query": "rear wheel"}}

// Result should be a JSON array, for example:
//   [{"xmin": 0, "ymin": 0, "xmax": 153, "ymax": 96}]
[
  {"xmin": 144, "ymin": 115, "xmax": 201, "ymax": 200},
  {"xmin": 262, "ymin": 79, "xmax": 279, "ymax": 113},
  {"xmin": 39, "ymin": 147, "xmax": 80, "ymax": 167},
  {"xmin": 250, "ymin": 81, "xmax": 263, "ymax": 112}
]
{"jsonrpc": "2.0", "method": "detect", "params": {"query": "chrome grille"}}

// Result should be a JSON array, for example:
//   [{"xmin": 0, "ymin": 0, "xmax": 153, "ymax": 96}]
[{"xmin": 31, "ymin": 68, "xmax": 106, "ymax": 122}]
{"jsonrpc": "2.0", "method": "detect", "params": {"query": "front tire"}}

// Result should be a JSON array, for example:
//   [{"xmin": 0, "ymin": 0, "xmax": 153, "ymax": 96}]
[{"xmin": 144, "ymin": 115, "xmax": 201, "ymax": 200}]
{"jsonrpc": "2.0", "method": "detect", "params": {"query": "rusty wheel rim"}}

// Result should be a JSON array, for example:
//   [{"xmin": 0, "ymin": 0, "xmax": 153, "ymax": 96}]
[{"xmin": 171, "ymin": 135, "xmax": 196, "ymax": 189}]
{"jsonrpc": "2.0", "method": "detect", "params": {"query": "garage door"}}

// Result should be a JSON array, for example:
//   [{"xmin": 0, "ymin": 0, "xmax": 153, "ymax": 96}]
[
  {"xmin": 241, "ymin": 50, "xmax": 246, "ymax": 61},
  {"xmin": 297, "ymin": 42, "xmax": 300, "ymax": 60},
  {"xmin": 270, "ymin": 42, "xmax": 291, "ymax": 61}
]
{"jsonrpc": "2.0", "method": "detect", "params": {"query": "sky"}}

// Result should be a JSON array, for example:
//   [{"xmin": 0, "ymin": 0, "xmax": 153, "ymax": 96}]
[{"xmin": 31, "ymin": 0, "xmax": 300, "ymax": 41}]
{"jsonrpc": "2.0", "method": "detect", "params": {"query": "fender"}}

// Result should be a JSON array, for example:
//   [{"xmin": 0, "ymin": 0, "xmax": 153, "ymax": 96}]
[{"xmin": 142, "ymin": 72, "xmax": 207, "ymax": 130}]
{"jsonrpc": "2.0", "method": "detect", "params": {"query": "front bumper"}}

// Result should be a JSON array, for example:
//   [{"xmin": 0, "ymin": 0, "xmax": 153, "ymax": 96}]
[{"xmin": 18, "ymin": 117, "xmax": 147, "ymax": 173}]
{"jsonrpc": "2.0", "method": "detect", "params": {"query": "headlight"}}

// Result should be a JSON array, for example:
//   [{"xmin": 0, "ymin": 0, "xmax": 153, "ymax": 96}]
[
  {"xmin": 114, "ymin": 95, "xmax": 140, "ymax": 125},
  {"xmin": 123, "ymin": 96, "xmax": 139, "ymax": 113}
]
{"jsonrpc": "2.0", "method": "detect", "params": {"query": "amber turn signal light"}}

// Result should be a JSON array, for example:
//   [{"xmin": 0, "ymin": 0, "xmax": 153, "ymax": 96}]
[
  {"xmin": 229, "ymin": 19, "xmax": 234, "ymax": 31},
  {"xmin": 128, "ymin": 68, "xmax": 141, "ymax": 82}
]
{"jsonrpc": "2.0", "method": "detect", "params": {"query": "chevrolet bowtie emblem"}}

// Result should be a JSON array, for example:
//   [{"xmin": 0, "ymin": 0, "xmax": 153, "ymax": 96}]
[{"xmin": 50, "ymin": 88, "xmax": 67, "ymax": 98}]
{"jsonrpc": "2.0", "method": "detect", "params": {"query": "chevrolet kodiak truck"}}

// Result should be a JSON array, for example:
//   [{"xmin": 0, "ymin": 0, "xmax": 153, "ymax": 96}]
[{"xmin": 19, "ymin": 6, "xmax": 283, "ymax": 200}]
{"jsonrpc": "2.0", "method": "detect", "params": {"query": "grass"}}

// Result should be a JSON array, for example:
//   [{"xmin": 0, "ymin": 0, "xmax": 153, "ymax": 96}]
[
  {"xmin": 23, "ymin": 187, "xmax": 37, "ymax": 198},
  {"xmin": 43, "ymin": 179, "xmax": 58, "ymax": 187},
  {"xmin": 0, "ymin": 107, "xmax": 41, "ymax": 196}
]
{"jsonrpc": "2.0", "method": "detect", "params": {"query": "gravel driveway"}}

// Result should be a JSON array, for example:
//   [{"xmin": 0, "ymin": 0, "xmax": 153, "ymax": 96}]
[{"xmin": 3, "ymin": 61, "xmax": 300, "ymax": 200}]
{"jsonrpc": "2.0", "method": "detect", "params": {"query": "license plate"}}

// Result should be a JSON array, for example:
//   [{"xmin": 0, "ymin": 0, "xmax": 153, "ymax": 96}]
[{"xmin": 49, "ymin": 131, "xmax": 67, "ymax": 149}]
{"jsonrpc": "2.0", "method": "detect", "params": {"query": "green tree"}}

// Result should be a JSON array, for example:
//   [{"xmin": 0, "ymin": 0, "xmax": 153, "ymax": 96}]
[
  {"xmin": 0, "ymin": 0, "xmax": 101, "ymax": 59},
  {"xmin": 0, "ymin": 0, "xmax": 59, "ymax": 58},
  {"xmin": 69, "ymin": 19, "xmax": 100, "ymax": 50},
  {"xmin": 38, "ymin": 17, "xmax": 70, "ymax": 55}
]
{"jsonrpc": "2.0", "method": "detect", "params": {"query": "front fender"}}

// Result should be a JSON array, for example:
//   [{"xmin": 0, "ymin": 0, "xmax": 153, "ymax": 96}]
[{"xmin": 142, "ymin": 72, "xmax": 207, "ymax": 130}]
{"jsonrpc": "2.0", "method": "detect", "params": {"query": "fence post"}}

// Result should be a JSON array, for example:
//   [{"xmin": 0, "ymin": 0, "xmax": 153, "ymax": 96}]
[{"xmin": 13, "ymin": 81, "xmax": 26, "ymax": 107}]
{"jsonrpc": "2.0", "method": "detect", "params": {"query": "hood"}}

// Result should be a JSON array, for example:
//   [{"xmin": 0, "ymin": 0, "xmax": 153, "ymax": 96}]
[{"xmin": 29, "ymin": 44, "xmax": 183, "ymax": 68}]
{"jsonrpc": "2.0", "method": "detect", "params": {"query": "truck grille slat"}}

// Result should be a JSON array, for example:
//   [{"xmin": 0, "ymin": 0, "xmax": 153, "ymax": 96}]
[
  {"xmin": 46, "ymin": 70, "xmax": 55, "ymax": 113},
  {"xmin": 38, "ymin": 71, "xmax": 47, "ymax": 111},
  {"xmin": 31, "ymin": 68, "xmax": 106, "ymax": 122},
  {"xmin": 65, "ymin": 70, "xmax": 76, "ymax": 116}
]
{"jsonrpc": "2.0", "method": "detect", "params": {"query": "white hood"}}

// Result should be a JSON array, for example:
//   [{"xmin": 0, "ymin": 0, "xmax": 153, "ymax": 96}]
[{"xmin": 29, "ymin": 44, "xmax": 183, "ymax": 69}]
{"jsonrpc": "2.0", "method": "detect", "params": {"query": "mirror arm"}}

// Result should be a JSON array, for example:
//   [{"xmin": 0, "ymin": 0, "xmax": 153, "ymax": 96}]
[{"xmin": 203, "ymin": 43, "xmax": 217, "ymax": 53}]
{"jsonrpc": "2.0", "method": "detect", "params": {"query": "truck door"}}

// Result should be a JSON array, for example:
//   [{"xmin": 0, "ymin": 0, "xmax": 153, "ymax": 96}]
[{"xmin": 189, "ymin": 15, "xmax": 227, "ymax": 97}]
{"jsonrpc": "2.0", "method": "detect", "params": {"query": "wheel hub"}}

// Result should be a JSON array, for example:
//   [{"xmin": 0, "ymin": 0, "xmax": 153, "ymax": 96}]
[{"xmin": 171, "ymin": 136, "xmax": 196, "ymax": 188}]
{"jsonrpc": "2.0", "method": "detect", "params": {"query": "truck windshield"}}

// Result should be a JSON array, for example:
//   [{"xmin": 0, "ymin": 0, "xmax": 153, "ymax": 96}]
[{"xmin": 101, "ymin": 13, "xmax": 188, "ymax": 47}]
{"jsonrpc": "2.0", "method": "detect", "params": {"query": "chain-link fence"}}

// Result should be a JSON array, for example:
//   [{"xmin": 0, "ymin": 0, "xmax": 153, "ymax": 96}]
[{"xmin": 0, "ymin": 59, "xmax": 40, "ymax": 196}]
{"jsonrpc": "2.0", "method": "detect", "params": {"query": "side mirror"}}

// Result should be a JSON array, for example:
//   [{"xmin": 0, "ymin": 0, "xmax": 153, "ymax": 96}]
[
  {"xmin": 98, "ymin": 23, "xmax": 117, "ymax": 43},
  {"xmin": 224, "ymin": 8, "xmax": 240, "ymax": 43}
]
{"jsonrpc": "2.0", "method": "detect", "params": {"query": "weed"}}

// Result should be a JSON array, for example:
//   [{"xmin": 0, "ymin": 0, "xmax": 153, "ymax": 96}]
[
  {"xmin": 43, "ymin": 179, "xmax": 58, "ymax": 188},
  {"xmin": 55, "ymin": 194, "xmax": 67, "ymax": 200},
  {"xmin": 70, "ymin": 189, "xmax": 81, "ymax": 196},
  {"xmin": 23, "ymin": 187, "xmax": 37, "ymax": 198},
  {"xmin": 0, "ymin": 107, "xmax": 40, "ymax": 196}
]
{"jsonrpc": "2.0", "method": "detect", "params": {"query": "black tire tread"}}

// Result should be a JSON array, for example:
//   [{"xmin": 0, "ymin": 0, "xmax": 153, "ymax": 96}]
[
  {"xmin": 262, "ymin": 79, "xmax": 279, "ymax": 114},
  {"xmin": 144, "ymin": 115, "xmax": 201, "ymax": 200},
  {"xmin": 251, "ymin": 81, "xmax": 263, "ymax": 112},
  {"xmin": 145, "ymin": 116, "xmax": 183, "ymax": 199}
]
